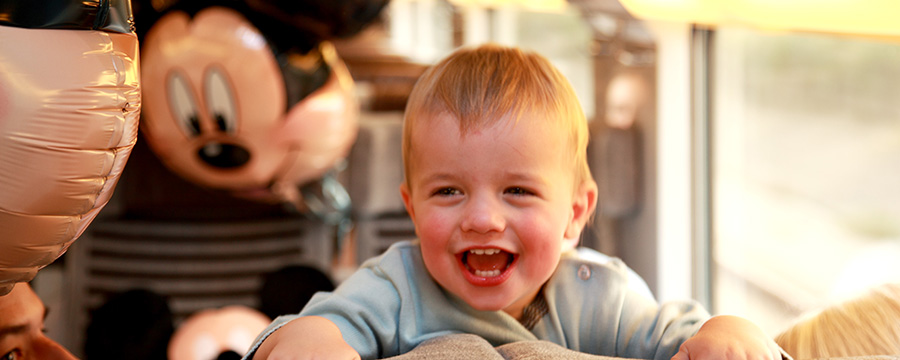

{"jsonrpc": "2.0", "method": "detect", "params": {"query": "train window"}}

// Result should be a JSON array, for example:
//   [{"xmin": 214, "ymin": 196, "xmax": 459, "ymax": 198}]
[
  {"xmin": 710, "ymin": 27, "xmax": 900, "ymax": 334},
  {"xmin": 385, "ymin": 0, "xmax": 595, "ymax": 118}
]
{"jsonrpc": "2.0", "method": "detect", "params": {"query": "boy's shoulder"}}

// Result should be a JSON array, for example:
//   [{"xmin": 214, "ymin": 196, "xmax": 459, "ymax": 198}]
[
  {"xmin": 357, "ymin": 240, "xmax": 425, "ymax": 277},
  {"xmin": 568, "ymin": 247, "xmax": 624, "ymax": 265},
  {"xmin": 556, "ymin": 247, "xmax": 655, "ymax": 299},
  {"xmin": 561, "ymin": 246, "xmax": 628, "ymax": 273},
  {"xmin": 361, "ymin": 240, "xmax": 421, "ymax": 265}
]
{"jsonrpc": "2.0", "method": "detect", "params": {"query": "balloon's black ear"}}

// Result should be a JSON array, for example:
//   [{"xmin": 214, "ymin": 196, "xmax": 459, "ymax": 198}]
[
  {"xmin": 216, "ymin": 350, "xmax": 243, "ymax": 360},
  {"xmin": 0, "ymin": 0, "xmax": 135, "ymax": 33},
  {"xmin": 243, "ymin": 0, "xmax": 391, "ymax": 41}
]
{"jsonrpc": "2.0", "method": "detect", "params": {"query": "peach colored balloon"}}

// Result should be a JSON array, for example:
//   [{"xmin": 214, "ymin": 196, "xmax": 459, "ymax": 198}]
[
  {"xmin": 140, "ymin": 7, "xmax": 358, "ymax": 205},
  {"xmin": 0, "ymin": 26, "xmax": 141, "ymax": 295},
  {"xmin": 168, "ymin": 305, "xmax": 271, "ymax": 360}
]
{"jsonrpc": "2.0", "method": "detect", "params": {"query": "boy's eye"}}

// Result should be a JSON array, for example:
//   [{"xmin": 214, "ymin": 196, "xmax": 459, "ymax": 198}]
[
  {"xmin": 505, "ymin": 187, "xmax": 533, "ymax": 196},
  {"xmin": 433, "ymin": 187, "xmax": 460, "ymax": 196},
  {"xmin": 3, "ymin": 349, "xmax": 20, "ymax": 360}
]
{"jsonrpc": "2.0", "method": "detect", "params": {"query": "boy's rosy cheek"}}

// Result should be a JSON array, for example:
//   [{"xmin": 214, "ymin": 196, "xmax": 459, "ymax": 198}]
[
  {"xmin": 416, "ymin": 211, "xmax": 450, "ymax": 229},
  {"xmin": 416, "ymin": 225, "xmax": 445, "ymax": 244}
]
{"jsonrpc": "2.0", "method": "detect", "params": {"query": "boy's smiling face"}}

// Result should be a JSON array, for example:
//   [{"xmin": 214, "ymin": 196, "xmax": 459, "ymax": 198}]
[{"xmin": 401, "ymin": 112, "xmax": 590, "ymax": 319}]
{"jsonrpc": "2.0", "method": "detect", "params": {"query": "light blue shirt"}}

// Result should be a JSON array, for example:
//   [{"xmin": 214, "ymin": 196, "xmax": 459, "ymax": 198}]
[{"xmin": 244, "ymin": 241, "xmax": 709, "ymax": 360}]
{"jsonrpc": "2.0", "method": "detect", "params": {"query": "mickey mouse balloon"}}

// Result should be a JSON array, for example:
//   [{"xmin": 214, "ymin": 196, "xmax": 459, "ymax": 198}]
[
  {"xmin": 168, "ymin": 305, "xmax": 271, "ymax": 360},
  {"xmin": 0, "ymin": 0, "xmax": 141, "ymax": 295},
  {"xmin": 139, "ymin": 5, "xmax": 359, "ymax": 206}
]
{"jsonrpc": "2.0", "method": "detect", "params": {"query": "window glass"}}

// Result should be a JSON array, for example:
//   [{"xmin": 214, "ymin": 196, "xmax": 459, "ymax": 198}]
[
  {"xmin": 712, "ymin": 27, "xmax": 900, "ymax": 334},
  {"xmin": 385, "ymin": 1, "xmax": 595, "ymax": 118}
]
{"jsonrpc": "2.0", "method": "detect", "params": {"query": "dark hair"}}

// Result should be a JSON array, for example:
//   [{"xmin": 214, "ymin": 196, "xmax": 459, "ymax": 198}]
[
  {"xmin": 85, "ymin": 289, "xmax": 174, "ymax": 360},
  {"xmin": 258, "ymin": 265, "xmax": 334, "ymax": 320}
]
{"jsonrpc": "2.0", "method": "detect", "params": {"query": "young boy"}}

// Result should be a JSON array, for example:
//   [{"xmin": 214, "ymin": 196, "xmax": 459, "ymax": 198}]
[
  {"xmin": 0, "ymin": 283, "xmax": 77, "ymax": 360},
  {"xmin": 244, "ymin": 44, "xmax": 785, "ymax": 360}
]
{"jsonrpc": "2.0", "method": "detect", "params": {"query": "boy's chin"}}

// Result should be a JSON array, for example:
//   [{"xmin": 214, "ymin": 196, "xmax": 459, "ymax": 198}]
[
  {"xmin": 468, "ymin": 302, "xmax": 506, "ymax": 312},
  {"xmin": 460, "ymin": 294, "xmax": 522, "ymax": 317},
  {"xmin": 452, "ymin": 290, "xmax": 504, "ymax": 310}
]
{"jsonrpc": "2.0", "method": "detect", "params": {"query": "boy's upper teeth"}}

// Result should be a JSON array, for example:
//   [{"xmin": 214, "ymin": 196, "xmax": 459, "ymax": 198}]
[{"xmin": 470, "ymin": 249, "xmax": 500, "ymax": 255}]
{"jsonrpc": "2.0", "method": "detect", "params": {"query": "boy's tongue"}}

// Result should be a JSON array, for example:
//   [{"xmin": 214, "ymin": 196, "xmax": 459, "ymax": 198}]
[{"xmin": 466, "ymin": 251, "xmax": 511, "ymax": 272}]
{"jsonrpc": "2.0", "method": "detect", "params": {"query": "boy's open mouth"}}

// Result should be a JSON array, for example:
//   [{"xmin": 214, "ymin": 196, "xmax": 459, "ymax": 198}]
[{"xmin": 459, "ymin": 248, "xmax": 516, "ymax": 278}]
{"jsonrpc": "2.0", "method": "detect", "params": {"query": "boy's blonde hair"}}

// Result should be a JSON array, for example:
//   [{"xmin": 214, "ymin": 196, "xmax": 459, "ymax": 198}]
[
  {"xmin": 775, "ymin": 283, "xmax": 900, "ymax": 358},
  {"xmin": 402, "ymin": 44, "xmax": 593, "ymax": 190}
]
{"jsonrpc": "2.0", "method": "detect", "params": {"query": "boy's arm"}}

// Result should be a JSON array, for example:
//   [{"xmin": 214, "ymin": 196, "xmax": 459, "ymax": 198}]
[
  {"xmin": 672, "ymin": 315, "xmax": 787, "ymax": 360},
  {"xmin": 253, "ymin": 316, "xmax": 361, "ymax": 360},
  {"xmin": 243, "ymin": 247, "xmax": 409, "ymax": 360}
]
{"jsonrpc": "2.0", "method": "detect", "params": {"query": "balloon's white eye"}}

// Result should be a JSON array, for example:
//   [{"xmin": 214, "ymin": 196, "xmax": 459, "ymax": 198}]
[
  {"xmin": 227, "ymin": 327, "xmax": 256, "ymax": 354},
  {"xmin": 167, "ymin": 71, "xmax": 201, "ymax": 137},
  {"xmin": 191, "ymin": 334, "xmax": 219, "ymax": 360},
  {"xmin": 205, "ymin": 67, "xmax": 238, "ymax": 134}
]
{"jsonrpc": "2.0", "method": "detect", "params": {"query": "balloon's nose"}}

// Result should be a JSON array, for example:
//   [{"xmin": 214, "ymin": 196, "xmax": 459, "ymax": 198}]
[{"xmin": 197, "ymin": 142, "xmax": 251, "ymax": 168}]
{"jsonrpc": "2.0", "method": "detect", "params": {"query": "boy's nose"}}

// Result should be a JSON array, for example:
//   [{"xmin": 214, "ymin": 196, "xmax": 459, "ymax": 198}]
[
  {"xmin": 34, "ymin": 334, "xmax": 79, "ymax": 360},
  {"xmin": 460, "ymin": 195, "xmax": 505, "ymax": 234}
]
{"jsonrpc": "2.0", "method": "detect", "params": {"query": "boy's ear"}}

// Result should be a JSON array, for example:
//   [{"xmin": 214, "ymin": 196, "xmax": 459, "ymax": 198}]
[
  {"xmin": 400, "ymin": 182, "xmax": 416, "ymax": 223},
  {"xmin": 564, "ymin": 180, "xmax": 598, "ymax": 249}
]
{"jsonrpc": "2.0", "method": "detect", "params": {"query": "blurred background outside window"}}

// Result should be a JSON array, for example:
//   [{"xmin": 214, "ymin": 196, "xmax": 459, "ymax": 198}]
[
  {"xmin": 384, "ymin": 0, "xmax": 597, "ymax": 119},
  {"xmin": 711, "ymin": 27, "xmax": 900, "ymax": 334}
]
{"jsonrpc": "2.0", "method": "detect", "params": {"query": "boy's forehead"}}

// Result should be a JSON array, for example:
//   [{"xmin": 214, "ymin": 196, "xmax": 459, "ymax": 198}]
[
  {"xmin": 412, "ymin": 109, "xmax": 556, "ymax": 135},
  {"xmin": 0, "ymin": 284, "xmax": 42, "ymax": 325},
  {"xmin": 409, "ymin": 112, "xmax": 569, "ymax": 160}
]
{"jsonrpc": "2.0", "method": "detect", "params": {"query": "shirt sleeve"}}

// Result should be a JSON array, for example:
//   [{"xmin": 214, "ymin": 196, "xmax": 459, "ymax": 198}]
[
  {"xmin": 241, "ymin": 255, "xmax": 404, "ymax": 360},
  {"xmin": 299, "ymin": 264, "xmax": 404, "ymax": 359},
  {"xmin": 614, "ymin": 293, "xmax": 709, "ymax": 360},
  {"xmin": 241, "ymin": 314, "xmax": 301, "ymax": 360},
  {"xmin": 554, "ymin": 249, "xmax": 710, "ymax": 360},
  {"xmin": 597, "ymin": 255, "xmax": 708, "ymax": 360}
]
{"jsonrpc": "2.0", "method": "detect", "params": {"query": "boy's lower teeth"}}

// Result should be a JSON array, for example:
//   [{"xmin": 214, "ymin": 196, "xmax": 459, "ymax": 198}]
[
  {"xmin": 474, "ymin": 269, "xmax": 501, "ymax": 277},
  {"xmin": 463, "ymin": 250, "xmax": 513, "ymax": 278}
]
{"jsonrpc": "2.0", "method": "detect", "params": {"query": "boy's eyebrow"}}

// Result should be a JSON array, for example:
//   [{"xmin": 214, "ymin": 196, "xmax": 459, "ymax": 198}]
[
  {"xmin": 419, "ymin": 173, "xmax": 456, "ymax": 183},
  {"xmin": 501, "ymin": 171, "xmax": 552, "ymax": 187},
  {"xmin": 505, "ymin": 172, "xmax": 545, "ymax": 182},
  {"xmin": 0, "ymin": 324, "xmax": 29, "ymax": 341},
  {"xmin": 0, "ymin": 305, "xmax": 47, "ymax": 341},
  {"xmin": 418, "ymin": 172, "xmax": 549, "ymax": 187}
]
